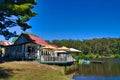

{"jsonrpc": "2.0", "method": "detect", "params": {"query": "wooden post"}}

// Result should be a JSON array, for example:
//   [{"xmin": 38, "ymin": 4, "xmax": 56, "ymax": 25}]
[
  {"xmin": 65, "ymin": 52, "xmax": 68, "ymax": 68},
  {"xmin": 39, "ymin": 45, "xmax": 41, "ymax": 60},
  {"xmin": 24, "ymin": 44, "xmax": 26, "ymax": 60}
]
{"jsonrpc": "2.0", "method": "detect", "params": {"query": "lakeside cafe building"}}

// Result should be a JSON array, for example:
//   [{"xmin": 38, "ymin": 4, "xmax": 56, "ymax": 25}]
[{"xmin": 5, "ymin": 33, "xmax": 75, "ymax": 64}]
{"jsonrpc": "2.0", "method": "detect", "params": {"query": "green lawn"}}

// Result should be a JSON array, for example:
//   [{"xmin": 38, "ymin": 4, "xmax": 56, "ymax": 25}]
[{"xmin": 0, "ymin": 61, "xmax": 70, "ymax": 80}]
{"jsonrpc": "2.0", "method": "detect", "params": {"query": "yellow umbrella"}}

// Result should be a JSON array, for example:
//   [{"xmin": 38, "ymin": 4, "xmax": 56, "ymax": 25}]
[
  {"xmin": 58, "ymin": 46, "xmax": 69, "ymax": 51},
  {"xmin": 42, "ymin": 45, "xmax": 56, "ymax": 50}
]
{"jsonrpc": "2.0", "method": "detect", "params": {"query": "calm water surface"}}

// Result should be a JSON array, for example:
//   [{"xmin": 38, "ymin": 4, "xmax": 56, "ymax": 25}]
[{"xmin": 65, "ymin": 59, "xmax": 120, "ymax": 80}]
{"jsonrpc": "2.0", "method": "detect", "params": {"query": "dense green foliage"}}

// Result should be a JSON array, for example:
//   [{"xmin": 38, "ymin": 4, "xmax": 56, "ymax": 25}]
[
  {"xmin": 0, "ymin": 0, "xmax": 37, "ymax": 40},
  {"xmin": 114, "ymin": 54, "xmax": 120, "ymax": 58},
  {"xmin": 46, "ymin": 38, "xmax": 120, "ymax": 57}
]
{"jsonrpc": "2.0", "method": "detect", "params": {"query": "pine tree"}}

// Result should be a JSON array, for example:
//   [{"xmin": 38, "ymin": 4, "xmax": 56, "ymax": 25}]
[{"xmin": 0, "ymin": 0, "xmax": 37, "ymax": 40}]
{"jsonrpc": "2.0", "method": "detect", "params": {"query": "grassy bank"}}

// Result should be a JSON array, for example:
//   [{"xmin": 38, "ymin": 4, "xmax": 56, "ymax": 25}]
[{"xmin": 0, "ymin": 61, "xmax": 70, "ymax": 80}]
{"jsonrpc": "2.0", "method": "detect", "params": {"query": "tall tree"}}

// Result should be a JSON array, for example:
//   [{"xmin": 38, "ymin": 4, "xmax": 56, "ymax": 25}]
[{"xmin": 0, "ymin": 0, "xmax": 37, "ymax": 40}]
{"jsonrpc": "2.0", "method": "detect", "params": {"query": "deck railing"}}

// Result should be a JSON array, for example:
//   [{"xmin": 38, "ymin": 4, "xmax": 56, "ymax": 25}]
[{"xmin": 40, "ymin": 55, "xmax": 75, "ymax": 62}]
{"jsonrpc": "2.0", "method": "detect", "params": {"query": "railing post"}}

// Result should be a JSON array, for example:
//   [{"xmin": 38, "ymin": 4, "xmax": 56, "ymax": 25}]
[{"xmin": 65, "ymin": 54, "xmax": 67, "ymax": 62}]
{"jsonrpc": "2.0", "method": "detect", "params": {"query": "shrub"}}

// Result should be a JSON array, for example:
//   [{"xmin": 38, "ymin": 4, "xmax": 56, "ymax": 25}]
[
  {"xmin": 96, "ymin": 53, "xmax": 100, "ymax": 58},
  {"xmin": 114, "ymin": 54, "xmax": 120, "ymax": 58},
  {"xmin": 89, "ymin": 53, "xmax": 94, "ymax": 59},
  {"xmin": 78, "ymin": 53, "xmax": 84, "ymax": 59},
  {"xmin": 84, "ymin": 55, "xmax": 89, "ymax": 60},
  {"xmin": 83, "ymin": 53, "xmax": 94, "ymax": 60},
  {"xmin": 71, "ymin": 53, "xmax": 77, "ymax": 58}
]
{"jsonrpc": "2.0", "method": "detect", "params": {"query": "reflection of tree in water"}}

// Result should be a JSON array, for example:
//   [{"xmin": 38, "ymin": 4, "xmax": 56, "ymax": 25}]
[{"xmin": 65, "ymin": 61, "xmax": 120, "ymax": 77}]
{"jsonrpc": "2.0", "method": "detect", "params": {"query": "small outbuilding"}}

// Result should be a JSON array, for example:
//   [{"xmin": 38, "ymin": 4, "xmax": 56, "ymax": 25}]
[
  {"xmin": 5, "ymin": 33, "xmax": 49, "ymax": 60},
  {"xmin": 0, "ymin": 41, "xmax": 13, "ymax": 57}
]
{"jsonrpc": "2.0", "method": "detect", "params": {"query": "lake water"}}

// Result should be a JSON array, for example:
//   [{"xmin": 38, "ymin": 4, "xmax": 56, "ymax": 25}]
[{"xmin": 65, "ymin": 58, "xmax": 120, "ymax": 80}]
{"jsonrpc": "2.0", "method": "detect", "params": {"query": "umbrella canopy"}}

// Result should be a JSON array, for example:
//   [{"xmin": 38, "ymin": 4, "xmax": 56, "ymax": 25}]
[
  {"xmin": 58, "ymin": 46, "xmax": 69, "ymax": 51},
  {"xmin": 69, "ymin": 48, "xmax": 81, "ymax": 53},
  {"xmin": 42, "ymin": 45, "xmax": 56, "ymax": 50}
]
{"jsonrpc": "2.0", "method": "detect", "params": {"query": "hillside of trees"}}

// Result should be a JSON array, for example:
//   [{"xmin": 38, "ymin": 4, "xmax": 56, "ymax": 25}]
[{"xmin": 46, "ymin": 38, "xmax": 120, "ymax": 56}]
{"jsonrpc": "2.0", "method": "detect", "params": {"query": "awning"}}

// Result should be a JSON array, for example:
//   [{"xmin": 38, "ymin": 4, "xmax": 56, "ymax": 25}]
[
  {"xmin": 58, "ymin": 46, "xmax": 69, "ymax": 51},
  {"xmin": 69, "ymin": 48, "xmax": 81, "ymax": 53}
]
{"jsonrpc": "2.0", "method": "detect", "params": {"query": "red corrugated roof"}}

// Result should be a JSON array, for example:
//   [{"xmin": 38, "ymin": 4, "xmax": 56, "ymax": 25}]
[
  {"xmin": 23, "ymin": 34, "xmax": 49, "ymax": 46},
  {"xmin": 1, "ymin": 41, "xmax": 13, "ymax": 46}
]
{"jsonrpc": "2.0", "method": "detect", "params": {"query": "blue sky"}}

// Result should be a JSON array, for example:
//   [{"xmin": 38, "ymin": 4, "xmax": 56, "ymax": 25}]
[{"xmin": 1, "ymin": 0, "xmax": 120, "ymax": 41}]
